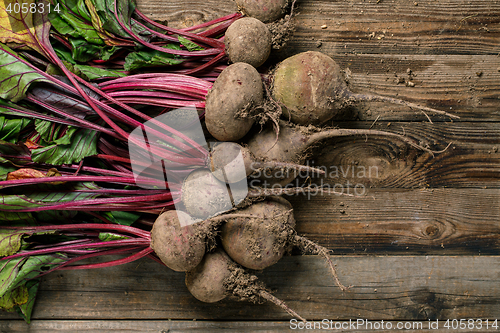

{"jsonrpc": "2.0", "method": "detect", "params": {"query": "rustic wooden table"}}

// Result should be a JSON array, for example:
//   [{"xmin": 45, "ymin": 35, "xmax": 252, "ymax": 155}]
[{"xmin": 1, "ymin": 0, "xmax": 499, "ymax": 331}]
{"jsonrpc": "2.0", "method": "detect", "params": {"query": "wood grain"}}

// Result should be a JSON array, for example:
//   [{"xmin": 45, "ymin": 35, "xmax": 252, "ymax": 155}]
[
  {"xmin": 0, "ymin": 256, "xmax": 498, "ymax": 321},
  {"xmin": 288, "ymin": 188, "xmax": 500, "ymax": 254},
  {"xmin": 315, "ymin": 54, "xmax": 500, "ymax": 121},
  {"xmin": 288, "ymin": 0, "xmax": 500, "ymax": 56},
  {"xmin": 305, "ymin": 121, "xmax": 500, "ymax": 188},
  {"xmin": 0, "ymin": 320, "xmax": 498, "ymax": 332}
]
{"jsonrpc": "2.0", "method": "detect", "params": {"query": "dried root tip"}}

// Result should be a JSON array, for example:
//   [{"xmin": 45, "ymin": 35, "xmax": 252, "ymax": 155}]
[
  {"xmin": 224, "ymin": 265, "xmax": 305, "ymax": 321},
  {"xmin": 259, "ymin": 290, "xmax": 307, "ymax": 322},
  {"xmin": 350, "ymin": 92, "xmax": 460, "ymax": 121},
  {"xmin": 293, "ymin": 235, "xmax": 351, "ymax": 292}
]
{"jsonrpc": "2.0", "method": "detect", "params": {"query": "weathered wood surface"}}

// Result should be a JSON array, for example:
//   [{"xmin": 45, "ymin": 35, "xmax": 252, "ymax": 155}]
[
  {"xmin": 0, "ymin": 256, "xmax": 499, "ymax": 322},
  {"xmin": 1, "ymin": 0, "xmax": 499, "ymax": 331},
  {"xmin": 289, "ymin": 189, "xmax": 500, "ymax": 254},
  {"xmin": 295, "ymin": 121, "xmax": 500, "ymax": 189},
  {"xmin": 2, "ymin": 320, "xmax": 499, "ymax": 332},
  {"xmin": 0, "ymin": 320, "xmax": 498, "ymax": 332}
]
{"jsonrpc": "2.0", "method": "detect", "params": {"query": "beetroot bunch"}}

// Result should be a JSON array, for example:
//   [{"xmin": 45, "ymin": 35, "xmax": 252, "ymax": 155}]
[{"xmin": 0, "ymin": 0, "xmax": 458, "ymax": 323}]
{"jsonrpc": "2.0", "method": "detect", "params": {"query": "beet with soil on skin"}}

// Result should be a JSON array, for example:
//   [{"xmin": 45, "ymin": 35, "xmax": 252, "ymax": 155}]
[
  {"xmin": 181, "ymin": 168, "xmax": 248, "ymax": 219},
  {"xmin": 234, "ymin": 0, "xmax": 290, "ymax": 23},
  {"xmin": 272, "ymin": 51, "xmax": 459, "ymax": 126},
  {"xmin": 205, "ymin": 62, "xmax": 264, "ymax": 142},
  {"xmin": 150, "ymin": 210, "xmax": 205, "ymax": 272},
  {"xmin": 220, "ymin": 197, "xmax": 295, "ymax": 270},
  {"xmin": 225, "ymin": 17, "xmax": 272, "ymax": 68},
  {"xmin": 219, "ymin": 197, "xmax": 350, "ymax": 290},
  {"xmin": 185, "ymin": 248, "xmax": 306, "ymax": 321}
]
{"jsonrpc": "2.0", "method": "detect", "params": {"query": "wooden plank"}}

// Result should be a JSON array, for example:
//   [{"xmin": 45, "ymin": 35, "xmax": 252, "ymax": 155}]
[
  {"xmin": 1, "ymin": 319, "xmax": 499, "ymax": 332},
  {"xmin": 310, "ymin": 54, "xmax": 500, "ymax": 122},
  {"xmin": 0, "ymin": 256, "xmax": 498, "ymax": 321},
  {"xmin": 288, "ymin": 188, "xmax": 500, "ymax": 254},
  {"xmin": 288, "ymin": 0, "xmax": 500, "ymax": 56}
]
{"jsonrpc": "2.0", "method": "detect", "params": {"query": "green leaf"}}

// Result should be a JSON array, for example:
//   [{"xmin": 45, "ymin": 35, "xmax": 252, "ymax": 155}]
[
  {"xmin": 124, "ymin": 45, "xmax": 184, "ymax": 71},
  {"xmin": 0, "ymin": 230, "xmax": 25, "ymax": 257},
  {"xmin": 0, "ymin": 254, "xmax": 67, "ymax": 299},
  {"xmin": 0, "ymin": 163, "xmax": 16, "ymax": 181},
  {"xmin": 73, "ymin": 64, "xmax": 126, "ymax": 80},
  {"xmin": 35, "ymin": 119, "xmax": 71, "ymax": 145},
  {"xmin": 0, "ymin": 116, "xmax": 32, "ymax": 143},
  {"xmin": 92, "ymin": 0, "xmax": 134, "ymax": 39},
  {"xmin": 98, "ymin": 232, "xmax": 129, "ymax": 241},
  {"xmin": 49, "ymin": 4, "xmax": 104, "ymax": 45},
  {"xmin": 0, "ymin": 212, "xmax": 36, "ymax": 225},
  {"xmin": 48, "ymin": 11, "xmax": 76, "ymax": 36},
  {"xmin": 100, "ymin": 46, "xmax": 120, "ymax": 61},
  {"xmin": 178, "ymin": 36, "xmax": 203, "ymax": 51},
  {"xmin": 0, "ymin": 0, "xmax": 46, "ymax": 55},
  {"xmin": 60, "ymin": 0, "xmax": 93, "ymax": 22},
  {"xmin": 15, "ymin": 279, "xmax": 39, "ymax": 323},
  {"xmin": 0, "ymin": 44, "xmax": 50, "ymax": 102},
  {"xmin": 0, "ymin": 284, "xmax": 28, "ymax": 312},
  {"xmin": 102, "ymin": 210, "xmax": 141, "ymax": 226},
  {"xmin": 53, "ymin": 45, "xmax": 77, "ymax": 64},
  {"xmin": 0, "ymin": 182, "xmax": 101, "ymax": 211},
  {"xmin": 68, "ymin": 38, "xmax": 102, "ymax": 62},
  {"xmin": 31, "ymin": 127, "xmax": 98, "ymax": 165},
  {"xmin": 34, "ymin": 210, "xmax": 78, "ymax": 222},
  {"xmin": 0, "ymin": 228, "xmax": 56, "ymax": 257}
]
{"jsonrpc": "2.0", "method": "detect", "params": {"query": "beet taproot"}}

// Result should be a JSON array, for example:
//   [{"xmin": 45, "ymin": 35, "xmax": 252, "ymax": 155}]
[
  {"xmin": 150, "ymin": 210, "xmax": 205, "ymax": 272},
  {"xmin": 205, "ymin": 62, "xmax": 264, "ymax": 141},
  {"xmin": 272, "ymin": 51, "xmax": 459, "ymax": 126},
  {"xmin": 245, "ymin": 120, "xmax": 445, "ymax": 186},
  {"xmin": 225, "ymin": 17, "xmax": 272, "ymax": 68},
  {"xmin": 185, "ymin": 248, "xmax": 305, "ymax": 321},
  {"xmin": 220, "ymin": 197, "xmax": 294, "ymax": 270}
]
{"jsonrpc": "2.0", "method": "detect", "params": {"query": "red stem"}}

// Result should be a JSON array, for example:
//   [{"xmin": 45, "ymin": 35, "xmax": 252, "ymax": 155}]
[
  {"xmin": 3, "ymin": 239, "xmax": 150, "ymax": 260},
  {"xmin": 132, "ymin": 10, "xmax": 226, "ymax": 49},
  {"xmin": 2, "ymin": 223, "xmax": 150, "ymax": 238},
  {"xmin": 2, "ymin": 47, "xmax": 208, "ymax": 164},
  {"xmin": 59, "ymin": 247, "xmax": 154, "ymax": 270}
]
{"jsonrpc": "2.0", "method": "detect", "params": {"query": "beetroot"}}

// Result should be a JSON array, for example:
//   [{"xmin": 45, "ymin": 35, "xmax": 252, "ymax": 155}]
[
  {"xmin": 235, "ymin": 0, "xmax": 290, "ymax": 23},
  {"xmin": 150, "ymin": 210, "xmax": 205, "ymax": 272},
  {"xmin": 272, "ymin": 51, "xmax": 459, "ymax": 126},
  {"xmin": 181, "ymin": 168, "xmax": 248, "ymax": 219},
  {"xmin": 205, "ymin": 62, "xmax": 264, "ymax": 141},
  {"xmin": 219, "ymin": 197, "xmax": 350, "ymax": 290},
  {"xmin": 220, "ymin": 197, "xmax": 294, "ymax": 270},
  {"xmin": 225, "ymin": 17, "xmax": 272, "ymax": 68},
  {"xmin": 208, "ymin": 142, "xmax": 325, "ymax": 184},
  {"xmin": 185, "ymin": 248, "xmax": 305, "ymax": 321}
]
